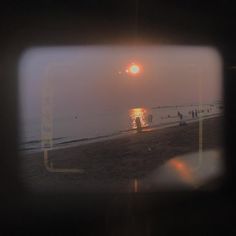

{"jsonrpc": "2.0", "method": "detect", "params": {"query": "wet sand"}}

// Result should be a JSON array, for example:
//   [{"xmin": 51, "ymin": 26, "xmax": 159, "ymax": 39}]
[{"xmin": 20, "ymin": 116, "xmax": 222, "ymax": 193}]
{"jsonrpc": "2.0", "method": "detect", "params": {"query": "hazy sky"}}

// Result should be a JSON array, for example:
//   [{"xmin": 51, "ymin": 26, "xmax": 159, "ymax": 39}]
[{"xmin": 19, "ymin": 46, "xmax": 222, "ymax": 119}]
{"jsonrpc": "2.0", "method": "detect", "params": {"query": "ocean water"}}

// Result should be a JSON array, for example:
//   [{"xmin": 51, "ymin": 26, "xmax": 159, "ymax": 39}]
[{"xmin": 19, "ymin": 102, "xmax": 222, "ymax": 152}]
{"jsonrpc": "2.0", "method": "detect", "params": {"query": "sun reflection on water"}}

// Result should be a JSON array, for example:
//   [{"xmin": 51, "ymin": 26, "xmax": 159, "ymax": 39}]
[{"xmin": 129, "ymin": 108, "xmax": 149, "ymax": 129}]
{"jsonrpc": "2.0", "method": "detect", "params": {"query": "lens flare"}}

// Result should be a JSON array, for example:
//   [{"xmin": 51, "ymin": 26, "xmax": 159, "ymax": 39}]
[
  {"xmin": 130, "ymin": 64, "xmax": 140, "ymax": 74},
  {"xmin": 126, "ymin": 63, "xmax": 143, "ymax": 76}
]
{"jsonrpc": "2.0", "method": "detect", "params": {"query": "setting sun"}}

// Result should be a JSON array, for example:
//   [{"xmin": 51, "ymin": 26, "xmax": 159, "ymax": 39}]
[
  {"xmin": 130, "ymin": 64, "xmax": 140, "ymax": 74},
  {"xmin": 126, "ymin": 63, "xmax": 143, "ymax": 76}
]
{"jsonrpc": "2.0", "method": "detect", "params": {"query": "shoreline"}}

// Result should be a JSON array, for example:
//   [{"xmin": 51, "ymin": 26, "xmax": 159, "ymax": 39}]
[
  {"xmin": 20, "ymin": 116, "xmax": 223, "ymax": 193},
  {"xmin": 19, "ymin": 113, "xmax": 222, "ymax": 154}
]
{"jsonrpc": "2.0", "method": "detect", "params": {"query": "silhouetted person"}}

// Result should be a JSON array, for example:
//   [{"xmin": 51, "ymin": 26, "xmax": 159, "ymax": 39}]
[
  {"xmin": 178, "ymin": 112, "xmax": 186, "ymax": 126},
  {"xmin": 195, "ymin": 109, "xmax": 198, "ymax": 117},
  {"xmin": 178, "ymin": 111, "xmax": 183, "ymax": 120},
  {"xmin": 148, "ymin": 114, "xmax": 153, "ymax": 124},
  {"xmin": 135, "ymin": 117, "xmax": 142, "ymax": 133},
  {"xmin": 192, "ymin": 110, "xmax": 195, "ymax": 118}
]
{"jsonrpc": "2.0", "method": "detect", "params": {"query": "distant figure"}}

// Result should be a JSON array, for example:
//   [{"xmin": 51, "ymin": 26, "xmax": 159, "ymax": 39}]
[
  {"xmin": 147, "ymin": 114, "xmax": 153, "ymax": 124},
  {"xmin": 195, "ymin": 109, "xmax": 198, "ymax": 117},
  {"xmin": 178, "ymin": 112, "xmax": 186, "ymax": 126},
  {"xmin": 135, "ymin": 117, "xmax": 142, "ymax": 133},
  {"xmin": 178, "ymin": 111, "xmax": 184, "ymax": 119},
  {"xmin": 191, "ymin": 110, "xmax": 195, "ymax": 119}
]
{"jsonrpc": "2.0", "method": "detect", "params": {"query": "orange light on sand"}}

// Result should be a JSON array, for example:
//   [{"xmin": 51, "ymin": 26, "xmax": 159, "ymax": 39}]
[
  {"xmin": 169, "ymin": 159, "xmax": 194, "ymax": 185},
  {"xmin": 126, "ymin": 63, "xmax": 143, "ymax": 76}
]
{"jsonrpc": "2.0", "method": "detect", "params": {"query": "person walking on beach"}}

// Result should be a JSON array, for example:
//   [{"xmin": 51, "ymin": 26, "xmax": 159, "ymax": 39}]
[
  {"xmin": 135, "ymin": 117, "xmax": 142, "ymax": 133},
  {"xmin": 178, "ymin": 111, "xmax": 184, "ymax": 119},
  {"xmin": 147, "ymin": 114, "xmax": 153, "ymax": 124},
  {"xmin": 178, "ymin": 112, "xmax": 184, "ymax": 126},
  {"xmin": 191, "ymin": 110, "xmax": 195, "ymax": 119},
  {"xmin": 177, "ymin": 111, "xmax": 181, "ymax": 118}
]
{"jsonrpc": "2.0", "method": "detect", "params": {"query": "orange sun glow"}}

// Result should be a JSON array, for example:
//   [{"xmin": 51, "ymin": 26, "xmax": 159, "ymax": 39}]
[{"xmin": 126, "ymin": 63, "xmax": 143, "ymax": 76}]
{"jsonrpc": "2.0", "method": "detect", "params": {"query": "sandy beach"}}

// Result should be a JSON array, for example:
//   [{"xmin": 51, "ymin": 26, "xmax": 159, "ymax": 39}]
[{"xmin": 20, "ymin": 116, "xmax": 222, "ymax": 193}]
